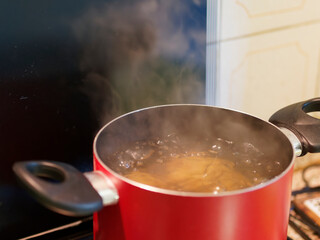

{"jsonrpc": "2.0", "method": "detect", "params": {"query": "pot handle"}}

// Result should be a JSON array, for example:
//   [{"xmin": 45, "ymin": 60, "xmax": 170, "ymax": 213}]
[
  {"xmin": 13, "ymin": 161, "xmax": 119, "ymax": 217},
  {"xmin": 269, "ymin": 97, "xmax": 320, "ymax": 156}
]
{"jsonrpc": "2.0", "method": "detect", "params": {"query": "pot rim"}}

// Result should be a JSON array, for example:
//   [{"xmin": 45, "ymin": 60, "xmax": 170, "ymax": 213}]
[{"xmin": 93, "ymin": 104, "xmax": 296, "ymax": 197}]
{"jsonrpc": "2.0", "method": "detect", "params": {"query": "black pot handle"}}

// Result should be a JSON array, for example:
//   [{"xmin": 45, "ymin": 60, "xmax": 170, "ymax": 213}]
[
  {"xmin": 269, "ymin": 98, "xmax": 320, "ymax": 156},
  {"xmin": 13, "ymin": 161, "xmax": 103, "ymax": 217}
]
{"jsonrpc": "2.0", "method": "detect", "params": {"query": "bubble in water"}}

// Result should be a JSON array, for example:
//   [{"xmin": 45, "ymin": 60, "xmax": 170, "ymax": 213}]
[
  {"xmin": 211, "ymin": 144, "xmax": 221, "ymax": 151},
  {"xmin": 213, "ymin": 186, "xmax": 225, "ymax": 194},
  {"xmin": 244, "ymin": 159, "xmax": 252, "ymax": 164},
  {"xmin": 240, "ymin": 142, "xmax": 264, "ymax": 157},
  {"xmin": 166, "ymin": 133, "xmax": 180, "ymax": 144},
  {"xmin": 225, "ymin": 140, "xmax": 233, "ymax": 145},
  {"xmin": 125, "ymin": 149, "xmax": 140, "ymax": 160},
  {"xmin": 119, "ymin": 159, "xmax": 134, "ymax": 169},
  {"xmin": 125, "ymin": 148, "xmax": 154, "ymax": 160}
]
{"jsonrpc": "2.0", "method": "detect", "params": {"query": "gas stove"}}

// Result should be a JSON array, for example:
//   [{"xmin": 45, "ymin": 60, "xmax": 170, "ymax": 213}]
[{"xmin": 288, "ymin": 163, "xmax": 320, "ymax": 240}]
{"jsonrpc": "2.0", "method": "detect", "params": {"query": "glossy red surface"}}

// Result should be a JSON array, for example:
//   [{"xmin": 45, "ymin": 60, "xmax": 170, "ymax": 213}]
[{"xmin": 93, "ymin": 155, "xmax": 294, "ymax": 240}]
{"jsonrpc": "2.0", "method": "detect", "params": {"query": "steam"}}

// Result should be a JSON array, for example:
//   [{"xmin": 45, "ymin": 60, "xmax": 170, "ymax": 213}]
[{"xmin": 72, "ymin": 0, "xmax": 206, "ymax": 125}]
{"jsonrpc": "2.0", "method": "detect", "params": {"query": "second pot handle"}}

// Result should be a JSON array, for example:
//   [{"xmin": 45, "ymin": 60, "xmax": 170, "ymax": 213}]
[
  {"xmin": 269, "ymin": 98, "xmax": 320, "ymax": 156},
  {"xmin": 13, "ymin": 161, "xmax": 119, "ymax": 217}
]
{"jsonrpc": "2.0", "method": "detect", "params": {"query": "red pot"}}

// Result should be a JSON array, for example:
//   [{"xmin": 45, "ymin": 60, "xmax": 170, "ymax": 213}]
[{"xmin": 13, "ymin": 98, "xmax": 320, "ymax": 240}]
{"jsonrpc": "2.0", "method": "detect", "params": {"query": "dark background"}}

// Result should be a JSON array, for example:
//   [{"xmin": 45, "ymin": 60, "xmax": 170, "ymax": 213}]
[
  {"xmin": 0, "ymin": 1, "xmax": 206, "ymax": 239},
  {"xmin": 0, "ymin": 1, "xmax": 100, "ymax": 238}
]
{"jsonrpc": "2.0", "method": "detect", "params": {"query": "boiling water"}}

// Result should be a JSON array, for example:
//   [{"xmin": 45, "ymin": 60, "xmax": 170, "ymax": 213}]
[{"xmin": 111, "ymin": 133, "xmax": 285, "ymax": 193}]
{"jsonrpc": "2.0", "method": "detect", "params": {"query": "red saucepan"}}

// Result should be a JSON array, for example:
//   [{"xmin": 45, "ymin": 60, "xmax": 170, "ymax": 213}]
[{"xmin": 13, "ymin": 98, "xmax": 320, "ymax": 240}]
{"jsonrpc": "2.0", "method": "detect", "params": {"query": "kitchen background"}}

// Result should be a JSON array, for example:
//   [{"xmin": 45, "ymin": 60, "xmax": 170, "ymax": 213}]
[{"xmin": 1, "ymin": 0, "xmax": 320, "ymax": 239}]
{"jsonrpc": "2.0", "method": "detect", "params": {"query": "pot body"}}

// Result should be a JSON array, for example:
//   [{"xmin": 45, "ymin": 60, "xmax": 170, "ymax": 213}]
[
  {"xmin": 93, "ymin": 156, "xmax": 293, "ymax": 240},
  {"xmin": 92, "ymin": 105, "xmax": 295, "ymax": 240}
]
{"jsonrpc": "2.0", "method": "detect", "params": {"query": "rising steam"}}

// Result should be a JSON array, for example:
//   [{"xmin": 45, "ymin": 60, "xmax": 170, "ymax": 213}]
[{"xmin": 72, "ymin": 0, "xmax": 206, "ymax": 125}]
